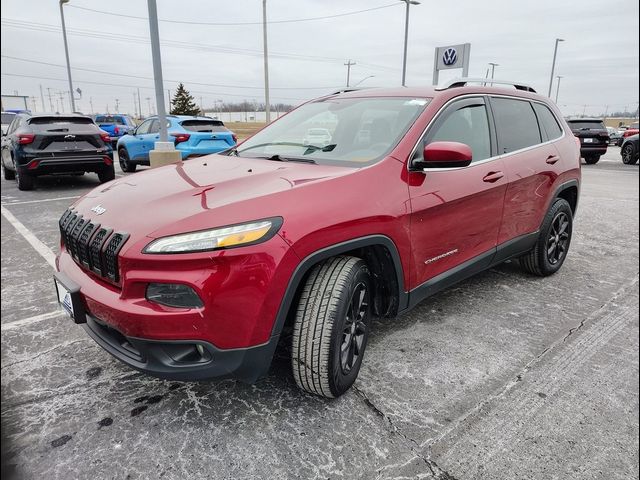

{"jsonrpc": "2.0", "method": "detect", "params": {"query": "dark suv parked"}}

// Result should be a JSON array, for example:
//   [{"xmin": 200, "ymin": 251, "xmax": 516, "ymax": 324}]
[
  {"xmin": 566, "ymin": 118, "xmax": 609, "ymax": 164},
  {"xmin": 54, "ymin": 79, "xmax": 581, "ymax": 398},
  {"xmin": 1, "ymin": 113, "xmax": 114, "ymax": 190}
]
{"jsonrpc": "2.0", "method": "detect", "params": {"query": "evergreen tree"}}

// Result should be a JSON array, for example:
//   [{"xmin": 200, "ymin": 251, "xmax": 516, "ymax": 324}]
[{"xmin": 170, "ymin": 83, "xmax": 201, "ymax": 115}]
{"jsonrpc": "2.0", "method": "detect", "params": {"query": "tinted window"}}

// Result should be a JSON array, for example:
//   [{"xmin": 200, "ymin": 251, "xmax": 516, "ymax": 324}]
[
  {"xmin": 566, "ymin": 120, "xmax": 606, "ymax": 130},
  {"xmin": 491, "ymin": 98, "xmax": 542, "ymax": 154},
  {"xmin": 95, "ymin": 115, "xmax": 125, "ymax": 125},
  {"xmin": 136, "ymin": 119, "xmax": 153, "ymax": 135},
  {"xmin": 148, "ymin": 120, "xmax": 160, "ymax": 134},
  {"xmin": 29, "ymin": 116, "xmax": 93, "ymax": 125},
  {"xmin": 180, "ymin": 120, "xmax": 227, "ymax": 132},
  {"xmin": 1, "ymin": 113, "xmax": 15, "ymax": 124},
  {"xmin": 425, "ymin": 102, "xmax": 491, "ymax": 162},
  {"xmin": 533, "ymin": 103, "xmax": 563, "ymax": 140}
]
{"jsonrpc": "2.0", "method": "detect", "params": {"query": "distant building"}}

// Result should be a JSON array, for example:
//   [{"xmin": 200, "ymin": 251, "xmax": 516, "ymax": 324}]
[{"xmin": 1, "ymin": 95, "xmax": 29, "ymax": 112}]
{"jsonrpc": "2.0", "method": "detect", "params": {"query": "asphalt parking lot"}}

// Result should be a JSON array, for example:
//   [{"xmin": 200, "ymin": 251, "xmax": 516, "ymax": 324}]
[{"xmin": 1, "ymin": 148, "xmax": 638, "ymax": 480}]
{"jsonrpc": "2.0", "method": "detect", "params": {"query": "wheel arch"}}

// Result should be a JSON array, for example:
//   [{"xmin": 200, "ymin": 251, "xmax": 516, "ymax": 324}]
[
  {"xmin": 553, "ymin": 179, "xmax": 579, "ymax": 216},
  {"xmin": 270, "ymin": 235, "xmax": 407, "ymax": 339}
]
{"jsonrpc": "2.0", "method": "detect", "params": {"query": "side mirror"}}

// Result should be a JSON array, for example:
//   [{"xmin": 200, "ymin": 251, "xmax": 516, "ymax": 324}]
[{"xmin": 411, "ymin": 141, "xmax": 473, "ymax": 170}]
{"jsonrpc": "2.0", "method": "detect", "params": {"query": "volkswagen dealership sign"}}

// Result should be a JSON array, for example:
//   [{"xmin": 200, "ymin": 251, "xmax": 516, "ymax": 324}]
[{"xmin": 433, "ymin": 43, "xmax": 471, "ymax": 85}]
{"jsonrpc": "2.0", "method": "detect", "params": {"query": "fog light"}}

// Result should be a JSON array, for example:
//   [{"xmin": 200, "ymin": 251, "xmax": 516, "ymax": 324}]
[{"xmin": 146, "ymin": 283, "xmax": 203, "ymax": 309}]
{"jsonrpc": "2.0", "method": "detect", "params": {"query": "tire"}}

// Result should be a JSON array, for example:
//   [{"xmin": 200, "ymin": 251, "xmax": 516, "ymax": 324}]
[
  {"xmin": 118, "ymin": 148, "xmax": 137, "ymax": 173},
  {"xmin": 584, "ymin": 155, "xmax": 600, "ymax": 165},
  {"xmin": 621, "ymin": 144, "xmax": 638, "ymax": 165},
  {"xmin": 98, "ymin": 166, "xmax": 115, "ymax": 183},
  {"xmin": 520, "ymin": 198, "xmax": 573, "ymax": 276},
  {"xmin": 1, "ymin": 160, "xmax": 15, "ymax": 180},
  {"xmin": 291, "ymin": 256, "xmax": 372, "ymax": 398},
  {"xmin": 15, "ymin": 169, "xmax": 34, "ymax": 191}
]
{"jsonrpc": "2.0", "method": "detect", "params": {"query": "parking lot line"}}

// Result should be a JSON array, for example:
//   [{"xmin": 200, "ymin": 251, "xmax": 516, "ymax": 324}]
[
  {"xmin": 1, "ymin": 195, "xmax": 80, "ymax": 206},
  {"xmin": 1, "ymin": 310, "xmax": 65, "ymax": 332},
  {"xmin": 1, "ymin": 205, "xmax": 56, "ymax": 268}
]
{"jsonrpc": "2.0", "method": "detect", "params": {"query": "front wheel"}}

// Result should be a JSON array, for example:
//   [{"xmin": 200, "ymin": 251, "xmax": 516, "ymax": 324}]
[
  {"xmin": 520, "ymin": 198, "xmax": 573, "ymax": 276},
  {"xmin": 291, "ymin": 256, "xmax": 371, "ymax": 398},
  {"xmin": 621, "ymin": 144, "xmax": 638, "ymax": 165},
  {"xmin": 584, "ymin": 155, "xmax": 600, "ymax": 165},
  {"xmin": 98, "ymin": 166, "xmax": 115, "ymax": 183}
]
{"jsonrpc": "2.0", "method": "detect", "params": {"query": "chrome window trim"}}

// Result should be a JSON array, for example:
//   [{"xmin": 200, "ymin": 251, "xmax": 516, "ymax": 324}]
[{"xmin": 407, "ymin": 93, "xmax": 566, "ymax": 173}]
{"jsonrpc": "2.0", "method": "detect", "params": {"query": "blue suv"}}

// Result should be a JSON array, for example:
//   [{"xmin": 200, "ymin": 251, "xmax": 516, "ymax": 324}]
[
  {"xmin": 115, "ymin": 115, "xmax": 237, "ymax": 172},
  {"xmin": 95, "ymin": 114, "xmax": 136, "ymax": 146}
]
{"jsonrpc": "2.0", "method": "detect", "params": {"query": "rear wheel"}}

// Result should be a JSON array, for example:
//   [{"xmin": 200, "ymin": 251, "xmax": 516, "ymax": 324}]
[
  {"xmin": 520, "ymin": 198, "xmax": 573, "ymax": 276},
  {"xmin": 621, "ymin": 144, "xmax": 638, "ymax": 165},
  {"xmin": 15, "ymin": 169, "xmax": 34, "ymax": 191},
  {"xmin": 584, "ymin": 155, "xmax": 600, "ymax": 165},
  {"xmin": 291, "ymin": 256, "xmax": 371, "ymax": 398},
  {"xmin": 118, "ymin": 148, "xmax": 137, "ymax": 173},
  {"xmin": 98, "ymin": 166, "xmax": 115, "ymax": 183}
]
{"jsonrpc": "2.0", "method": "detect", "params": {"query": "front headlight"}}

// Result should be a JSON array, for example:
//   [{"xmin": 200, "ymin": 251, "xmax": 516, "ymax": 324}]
[{"xmin": 143, "ymin": 217, "xmax": 282, "ymax": 254}]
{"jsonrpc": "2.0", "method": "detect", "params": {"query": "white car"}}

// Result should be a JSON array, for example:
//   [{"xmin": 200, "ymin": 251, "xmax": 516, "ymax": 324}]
[
  {"xmin": 302, "ymin": 128, "xmax": 332, "ymax": 147},
  {"xmin": 1, "ymin": 112, "xmax": 16, "ymax": 135}
]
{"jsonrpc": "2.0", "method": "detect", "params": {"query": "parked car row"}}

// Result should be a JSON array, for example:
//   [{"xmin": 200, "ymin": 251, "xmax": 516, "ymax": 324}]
[{"xmin": 1, "ymin": 111, "xmax": 237, "ymax": 190}]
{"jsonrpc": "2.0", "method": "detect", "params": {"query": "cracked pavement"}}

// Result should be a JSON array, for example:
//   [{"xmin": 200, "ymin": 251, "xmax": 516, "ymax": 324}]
[{"xmin": 2, "ymin": 150, "xmax": 638, "ymax": 479}]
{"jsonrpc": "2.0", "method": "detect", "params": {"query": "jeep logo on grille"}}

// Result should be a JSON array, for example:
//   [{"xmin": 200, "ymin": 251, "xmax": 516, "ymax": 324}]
[{"xmin": 91, "ymin": 205, "xmax": 106, "ymax": 215}]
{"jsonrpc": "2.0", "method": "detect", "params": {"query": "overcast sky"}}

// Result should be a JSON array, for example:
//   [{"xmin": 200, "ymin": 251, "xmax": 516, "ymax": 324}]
[{"xmin": 1, "ymin": 0, "xmax": 638, "ymax": 117}]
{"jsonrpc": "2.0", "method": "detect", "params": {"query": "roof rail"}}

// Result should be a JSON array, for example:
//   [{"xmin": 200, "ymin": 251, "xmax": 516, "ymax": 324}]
[{"xmin": 435, "ymin": 77, "xmax": 537, "ymax": 93}]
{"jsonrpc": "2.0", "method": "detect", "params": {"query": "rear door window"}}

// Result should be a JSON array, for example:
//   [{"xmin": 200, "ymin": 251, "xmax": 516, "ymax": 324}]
[
  {"xmin": 490, "ymin": 98, "xmax": 542, "ymax": 154},
  {"xmin": 533, "ymin": 103, "xmax": 563, "ymax": 140}
]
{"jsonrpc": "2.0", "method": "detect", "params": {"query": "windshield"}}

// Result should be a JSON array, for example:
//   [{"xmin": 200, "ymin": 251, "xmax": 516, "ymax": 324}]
[
  {"xmin": 95, "ymin": 115, "xmax": 125, "ymax": 125},
  {"xmin": 1, "ymin": 113, "xmax": 15, "ymax": 124},
  {"xmin": 236, "ymin": 97, "xmax": 430, "ymax": 166}
]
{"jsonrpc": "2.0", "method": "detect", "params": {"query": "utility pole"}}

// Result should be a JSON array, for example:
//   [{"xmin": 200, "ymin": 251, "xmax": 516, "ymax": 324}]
[
  {"xmin": 137, "ymin": 87, "xmax": 142, "ymax": 119},
  {"xmin": 146, "ymin": 97, "xmax": 152, "ymax": 116},
  {"xmin": 262, "ymin": 0, "xmax": 271, "ymax": 123},
  {"xmin": 167, "ymin": 89, "xmax": 171, "ymax": 113},
  {"xmin": 59, "ymin": 0, "xmax": 76, "ymax": 112},
  {"xmin": 200, "ymin": 96, "xmax": 204, "ymax": 115},
  {"xmin": 547, "ymin": 38, "xmax": 565, "ymax": 97},
  {"xmin": 30, "ymin": 97, "xmax": 37, "ymax": 112},
  {"xmin": 46, "ymin": 88, "xmax": 55, "ymax": 111},
  {"xmin": 400, "ymin": 0, "xmax": 420, "ymax": 87},
  {"xmin": 115, "ymin": 98, "xmax": 120, "ymax": 112},
  {"xmin": 147, "ymin": 0, "xmax": 169, "ymax": 142},
  {"xmin": 89, "ymin": 97, "xmax": 94, "ymax": 114},
  {"xmin": 554, "ymin": 75, "xmax": 562, "ymax": 103},
  {"xmin": 57, "ymin": 91, "xmax": 66, "ymax": 112},
  {"xmin": 344, "ymin": 59, "xmax": 356, "ymax": 87},
  {"xmin": 489, "ymin": 62, "xmax": 499, "ymax": 85},
  {"xmin": 133, "ymin": 92, "xmax": 138, "ymax": 118},
  {"xmin": 603, "ymin": 105, "xmax": 609, "ymax": 121},
  {"xmin": 582, "ymin": 104, "xmax": 587, "ymax": 117},
  {"xmin": 39, "ymin": 85, "xmax": 46, "ymax": 111}
]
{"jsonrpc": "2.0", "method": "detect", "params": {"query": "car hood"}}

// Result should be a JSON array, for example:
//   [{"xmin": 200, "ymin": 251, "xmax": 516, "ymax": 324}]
[{"xmin": 71, "ymin": 154, "xmax": 354, "ymax": 244}]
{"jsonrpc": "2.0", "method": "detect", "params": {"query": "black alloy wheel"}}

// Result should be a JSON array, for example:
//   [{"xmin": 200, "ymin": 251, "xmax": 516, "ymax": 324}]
[
  {"xmin": 340, "ymin": 282, "xmax": 369, "ymax": 375},
  {"xmin": 546, "ymin": 212, "xmax": 570, "ymax": 265}
]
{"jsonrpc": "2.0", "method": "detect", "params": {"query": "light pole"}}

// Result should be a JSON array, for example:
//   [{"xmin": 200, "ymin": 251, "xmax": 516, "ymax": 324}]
[
  {"xmin": 147, "ymin": 0, "xmax": 168, "ymax": 142},
  {"xmin": 555, "ymin": 75, "xmax": 562, "ymax": 103},
  {"xmin": 59, "ymin": 0, "xmax": 76, "ymax": 112},
  {"xmin": 547, "ymin": 38, "xmax": 564, "ymax": 97},
  {"xmin": 262, "ymin": 0, "xmax": 271, "ymax": 123},
  {"xmin": 353, "ymin": 75, "xmax": 375, "ymax": 87},
  {"xmin": 400, "ymin": 0, "xmax": 420, "ymax": 87}
]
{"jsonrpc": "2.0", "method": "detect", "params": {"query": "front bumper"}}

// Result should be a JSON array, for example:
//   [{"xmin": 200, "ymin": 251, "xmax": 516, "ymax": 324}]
[{"xmin": 83, "ymin": 313, "xmax": 279, "ymax": 382}]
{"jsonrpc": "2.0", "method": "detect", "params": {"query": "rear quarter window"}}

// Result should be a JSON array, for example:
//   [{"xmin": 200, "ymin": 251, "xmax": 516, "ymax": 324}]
[
  {"xmin": 491, "ymin": 98, "xmax": 542, "ymax": 154},
  {"xmin": 180, "ymin": 120, "xmax": 227, "ymax": 132},
  {"xmin": 533, "ymin": 103, "xmax": 563, "ymax": 140}
]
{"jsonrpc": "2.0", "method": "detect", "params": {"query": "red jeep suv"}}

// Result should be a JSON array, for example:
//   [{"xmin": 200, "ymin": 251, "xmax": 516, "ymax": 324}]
[{"xmin": 55, "ymin": 79, "xmax": 580, "ymax": 398}]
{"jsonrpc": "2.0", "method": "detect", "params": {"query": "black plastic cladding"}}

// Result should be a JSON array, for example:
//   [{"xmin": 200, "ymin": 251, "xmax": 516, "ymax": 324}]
[{"xmin": 60, "ymin": 208, "xmax": 128, "ymax": 284}]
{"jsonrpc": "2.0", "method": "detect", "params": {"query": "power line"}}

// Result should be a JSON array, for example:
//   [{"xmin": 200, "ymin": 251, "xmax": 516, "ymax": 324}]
[
  {"xmin": 1, "ymin": 18, "xmax": 397, "ymax": 73},
  {"xmin": 66, "ymin": 3, "xmax": 398, "ymax": 26},
  {"xmin": 1, "ymin": 55, "xmax": 341, "ymax": 90}
]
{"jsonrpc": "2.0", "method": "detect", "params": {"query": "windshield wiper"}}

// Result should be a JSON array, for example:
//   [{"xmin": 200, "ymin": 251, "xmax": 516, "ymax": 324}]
[{"xmin": 261, "ymin": 154, "xmax": 316, "ymax": 164}]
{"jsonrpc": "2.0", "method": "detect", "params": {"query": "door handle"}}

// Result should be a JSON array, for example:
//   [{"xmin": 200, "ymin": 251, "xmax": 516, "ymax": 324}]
[
  {"xmin": 483, "ymin": 171, "xmax": 504, "ymax": 183},
  {"xmin": 546, "ymin": 155, "xmax": 560, "ymax": 165}
]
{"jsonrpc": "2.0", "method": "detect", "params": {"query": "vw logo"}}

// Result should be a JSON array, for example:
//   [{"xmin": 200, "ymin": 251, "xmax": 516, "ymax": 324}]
[{"xmin": 442, "ymin": 48, "xmax": 458, "ymax": 66}]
